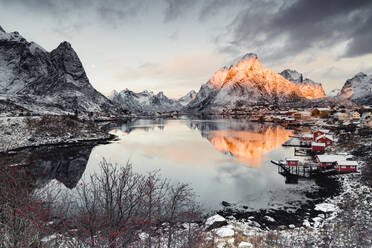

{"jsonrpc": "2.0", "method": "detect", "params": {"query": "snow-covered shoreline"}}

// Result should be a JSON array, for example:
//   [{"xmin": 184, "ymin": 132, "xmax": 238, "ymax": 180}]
[
  {"xmin": 202, "ymin": 144, "xmax": 371, "ymax": 247},
  {"xmin": 0, "ymin": 116, "xmax": 114, "ymax": 153}
]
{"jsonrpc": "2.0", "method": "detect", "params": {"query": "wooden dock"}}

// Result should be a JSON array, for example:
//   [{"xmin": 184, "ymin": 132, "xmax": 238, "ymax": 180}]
[
  {"xmin": 294, "ymin": 147, "xmax": 312, "ymax": 156},
  {"xmin": 270, "ymin": 160, "xmax": 320, "ymax": 178}
]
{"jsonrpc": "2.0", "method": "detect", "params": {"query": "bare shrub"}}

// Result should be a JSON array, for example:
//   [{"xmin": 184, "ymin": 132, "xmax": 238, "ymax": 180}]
[
  {"xmin": 71, "ymin": 159, "xmax": 203, "ymax": 247},
  {"xmin": 0, "ymin": 157, "xmax": 68, "ymax": 247}
]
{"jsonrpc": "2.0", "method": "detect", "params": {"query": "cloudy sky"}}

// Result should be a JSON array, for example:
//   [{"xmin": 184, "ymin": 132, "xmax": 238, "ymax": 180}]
[{"xmin": 1, "ymin": 0, "xmax": 372, "ymax": 97}]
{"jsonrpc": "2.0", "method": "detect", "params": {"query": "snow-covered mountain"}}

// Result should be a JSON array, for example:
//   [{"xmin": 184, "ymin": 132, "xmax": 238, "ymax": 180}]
[
  {"xmin": 109, "ymin": 89, "xmax": 191, "ymax": 112},
  {"xmin": 339, "ymin": 72, "xmax": 372, "ymax": 105},
  {"xmin": 186, "ymin": 53, "xmax": 325, "ymax": 111},
  {"xmin": 0, "ymin": 25, "xmax": 118, "ymax": 115},
  {"xmin": 279, "ymin": 69, "xmax": 326, "ymax": 99},
  {"xmin": 328, "ymin": 88, "xmax": 341, "ymax": 97},
  {"xmin": 177, "ymin": 90, "xmax": 197, "ymax": 106}
]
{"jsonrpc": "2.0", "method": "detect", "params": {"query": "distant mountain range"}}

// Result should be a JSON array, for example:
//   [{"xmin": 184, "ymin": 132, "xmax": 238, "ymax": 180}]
[
  {"xmin": 0, "ymin": 25, "xmax": 370, "ymax": 116},
  {"xmin": 108, "ymin": 89, "xmax": 196, "ymax": 113},
  {"xmin": 0, "ymin": 25, "xmax": 118, "ymax": 115}
]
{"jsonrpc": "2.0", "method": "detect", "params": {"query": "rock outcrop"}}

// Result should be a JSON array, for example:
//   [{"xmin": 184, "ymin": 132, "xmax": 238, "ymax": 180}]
[{"xmin": 339, "ymin": 72, "xmax": 372, "ymax": 105}]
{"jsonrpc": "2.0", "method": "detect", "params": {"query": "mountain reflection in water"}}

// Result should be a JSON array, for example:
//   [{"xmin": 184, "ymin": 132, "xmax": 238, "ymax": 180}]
[
  {"xmin": 187, "ymin": 119, "xmax": 292, "ymax": 167},
  {"xmin": 2, "ymin": 119, "xmax": 314, "ymax": 210},
  {"xmin": 1, "ymin": 145, "xmax": 93, "ymax": 189},
  {"xmin": 91, "ymin": 118, "xmax": 310, "ymax": 210},
  {"xmin": 209, "ymin": 127, "xmax": 292, "ymax": 167}
]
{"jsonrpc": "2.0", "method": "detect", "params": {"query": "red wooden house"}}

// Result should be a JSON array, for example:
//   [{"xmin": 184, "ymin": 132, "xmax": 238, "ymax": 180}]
[
  {"xmin": 313, "ymin": 129, "xmax": 330, "ymax": 139},
  {"xmin": 301, "ymin": 134, "xmax": 314, "ymax": 141},
  {"xmin": 316, "ymin": 155, "xmax": 343, "ymax": 168},
  {"xmin": 286, "ymin": 158, "xmax": 299, "ymax": 166},
  {"xmin": 336, "ymin": 160, "xmax": 358, "ymax": 173},
  {"xmin": 311, "ymin": 142, "xmax": 325, "ymax": 153},
  {"xmin": 315, "ymin": 134, "xmax": 334, "ymax": 146}
]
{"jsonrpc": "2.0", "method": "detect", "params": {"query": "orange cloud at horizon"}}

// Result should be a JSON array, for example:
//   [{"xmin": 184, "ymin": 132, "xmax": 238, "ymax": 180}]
[{"xmin": 209, "ymin": 126, "xmax": 293, "ymax": 167}]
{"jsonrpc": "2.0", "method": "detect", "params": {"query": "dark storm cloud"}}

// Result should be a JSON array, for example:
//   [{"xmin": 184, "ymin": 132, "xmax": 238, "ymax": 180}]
[
  {"xmin": 163, "ymin": 0, "xmax": 199, "ymax": 23},
  {"xmin": 0, "ymin": 0, "xmax": 147, "ymax": 27},
  {"xmin": 343, "ymin": 14, "xmax": 372, "ymax": 57},
  {"xmin": 222, "ymin": 0, "xmax": 372, "ymax": 58},
  {"xmin": 198, "ymin": 0, "xmax": 240, "ymax": 22}
]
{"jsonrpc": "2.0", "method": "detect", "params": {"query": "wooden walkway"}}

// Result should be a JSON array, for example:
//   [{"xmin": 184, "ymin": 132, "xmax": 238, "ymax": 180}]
[{"xmin": 270, "ymin": 160, "xmax": 320, "ymax": 178}]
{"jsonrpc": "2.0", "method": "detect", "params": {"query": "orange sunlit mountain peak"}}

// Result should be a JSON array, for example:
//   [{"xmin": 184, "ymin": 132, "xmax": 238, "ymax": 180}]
[{"xmin": 208, "ymin": 53, "xmax": 326, "ymax": 99}]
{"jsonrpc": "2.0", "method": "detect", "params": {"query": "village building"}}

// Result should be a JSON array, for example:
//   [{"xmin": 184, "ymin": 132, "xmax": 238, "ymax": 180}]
[
  {"xmin": 286, "ymin": 158, "xmax": 299, "ymax": 166},
  {"xmin": 311, "ymin": 142, "xmax": 326, "ymax": 153},
  {"xmin": 313, "ymin": 129, "xmax": 330, "ymax": 139},
  {"xmin": 300, "ymin": 133, "xmax": 314, "ymax": 146},
  {"xmin": 334, "ymin": 112, "xmax": 348, "ymax": 122},
  {"xmin": 316, "ymin": 154, "xmax": 346, "ymax": 168},
  {"xmin": 349, "ymin": 111, "xmax": 360, "ymax": 120},
  {"xmin": 336, "ymin": 160, "xmax": 358, "ymax": 173},
  {"xmin": 284, "ymin": 117, "xmax": 296, "ymax": 125},
  {"xmin": 315, "ymin": 134, "xmax": 334, "ymax": 146},
  {"xmin": 301, "ymin": 133, "xmax": 314, "ymax": 141},
  {"xmin": 312, "ymin": 107, "xmax": 331, "ymax": 117},
  {"xmin": 286, "ymin": 109, "xmax": 297, "ymax": 116}
]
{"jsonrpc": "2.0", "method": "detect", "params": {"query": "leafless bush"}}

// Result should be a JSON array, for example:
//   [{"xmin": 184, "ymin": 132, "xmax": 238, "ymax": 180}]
[
  {"xmin": 0, "ymin": 157, "xmax": 69, "ymax": 248},
  {"xmin": 70, "ymin": 159, "xmax": 203, "ymax": 247}
]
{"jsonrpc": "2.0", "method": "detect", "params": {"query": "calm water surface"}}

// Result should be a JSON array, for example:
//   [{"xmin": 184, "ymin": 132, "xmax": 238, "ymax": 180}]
[{"xmin": 81, "ymin": 118, "xmax": 315, "ymax": 211}]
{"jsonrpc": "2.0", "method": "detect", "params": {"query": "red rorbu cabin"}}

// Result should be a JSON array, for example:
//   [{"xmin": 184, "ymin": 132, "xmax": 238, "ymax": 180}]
[
  {"xmin": 311, "ymin": 142, "xmax": 325, "ymax": 152},
  {"xmin": 286, "ymin": 158, "xmax": 299, "ymax": 166},
  {"xmin": 313, "ymin": 129, "xmax": 330, "ymax": 139},
  {"xmin": 301, "ymin": 134, "xmax": 314, "ymax": 141},
  {"xmin": 315, "ymin": 134, "xmax": 334, "ymax": 146},
  {"xmin": 336, "ymin": 160, "xmax": 358, "ymax": 173},
  {"xmin": 316, "ymin": 155, "xmax": 341, "ymax": 168}
]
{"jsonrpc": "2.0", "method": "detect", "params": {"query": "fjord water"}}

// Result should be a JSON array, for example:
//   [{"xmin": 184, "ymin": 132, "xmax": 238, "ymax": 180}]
[{"xmin": 84, "ymin": 118, "xmax": 316, "ymax": 211}]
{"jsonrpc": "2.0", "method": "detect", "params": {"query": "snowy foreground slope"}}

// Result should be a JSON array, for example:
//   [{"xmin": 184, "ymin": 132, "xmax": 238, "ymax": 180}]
[
  {"xmin": 109, "ymin": 89, "xmax": 196, "ymax": 113},
  {"xmin": 185, "ymin": 53, "xmax": 327, "ymax": 111},
  {"xmin": 0, "ymin": 25, "xmax": 118, "ymax": 115},
  {"xmin": 338, "ymin": 72, "xmax": 372, "ymax": 105}
]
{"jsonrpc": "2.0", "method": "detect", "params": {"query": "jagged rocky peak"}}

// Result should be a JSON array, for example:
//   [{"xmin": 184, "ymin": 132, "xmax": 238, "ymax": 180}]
[
  {"xmin": 279, "ymin": 69, "xmax": 325, "ymax": 98},
  {"xmin": 339, "ymin": 72, "xmax": 372, "ymax": 105},
  {"xmin": 235, "ymin": 52, "xmax": 262, "ymax": 71},
  {"xmin": 178, "ymin": 90, "xmax": 197, "ymax": 106},
  {"xmin": 107, "ymin": 89, "xmax": 119, "ymax": 99},
  {"xmin": 51, "ymin": 41, "xmax": 85, "ymax": 78},
  {"xmin": 210, "ymin": 52, "xmax": 264, "ymax": 89},
  {"xmin": 184, "ymin": 89, "xmax": 197, "ymax": 97},
  {"xmin": 328, "ymin": 88, "xmax": 341, "ymax": 97},
  {"xmin": 0, "ymin": 25, "xmax": 118, "ymax": 114},
  {"xmin": 241, "ymin": 53, "xmax": 258, "ymax": 60},
  {"xmin": 0, "ymin": 25, "xmax": 5, "ymax": 33},
  {"xmin": 279, "ymin": 69, "xmax": 303, "ymax": 83},
  {"xmin": 156, "ymin": 91, "xmax": 165, "ymax": 98},
  {"xmin": 279, "ymin": 69, "xmax": 322, "ymax": 86}
]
